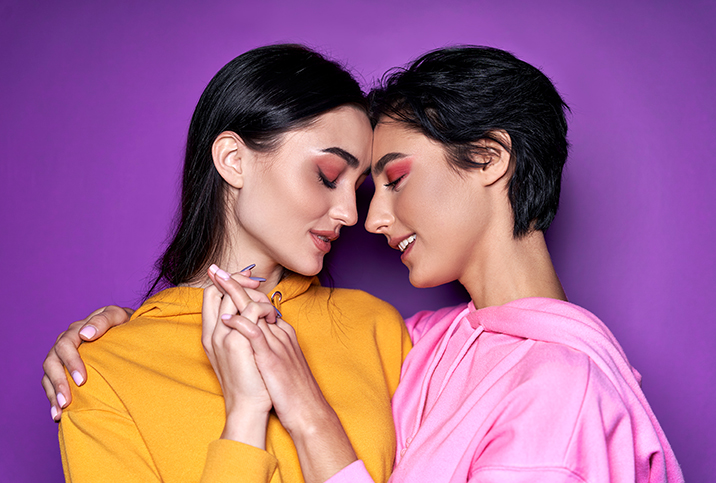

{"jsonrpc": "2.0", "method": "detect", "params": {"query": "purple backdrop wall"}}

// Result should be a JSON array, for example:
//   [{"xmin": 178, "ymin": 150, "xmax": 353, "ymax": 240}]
[{"xmin": 1, "ymin": 0, "xmax": 714, "ymax": 480}]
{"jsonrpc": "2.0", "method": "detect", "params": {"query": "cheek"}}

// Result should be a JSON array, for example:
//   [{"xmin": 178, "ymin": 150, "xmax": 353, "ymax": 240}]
[
  {"xmin": 279, "ymin": 173, "xmax": 332, "ymax": 221},
  {"xmin": 400, "ymin": 177, "xmax": 450, "ymax": 230}
]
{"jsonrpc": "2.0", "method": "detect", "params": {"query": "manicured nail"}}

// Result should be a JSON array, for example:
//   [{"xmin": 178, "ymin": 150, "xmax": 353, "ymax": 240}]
[
  {"xmin": 215, "ymin": 268, "xmax": 231, "ymax": 281},
  {"xmin": 51, "ymin": 406, "xmax": 59, "ymax": 421},
  {"xmin": 71, "ymin": 371, "xmax": 84, "ymax": 386},
  {"xmin": 249, "ymin": 277, "xmax": 266, "ymax": 282},
  {"xmin": 57, "ymin": 393, "xmax": 68, "ymax": 408},
  {"xmin": 221, "ymin": 314, "xmax": 232, "ymax": 321},
  {"xmin": 79, "ymin": 326, "xmax": 97, "ymax": 340},
  {"xmin": 209, "ymin": 264, "xmax": 220, "ymax": 274},
  {"xmin": 240, "ymin": 264, "xmax": 256, "ymax": 272},
  {"xmin": 275, "ymin": 307, "xmax": 282, "ymax": 318}
]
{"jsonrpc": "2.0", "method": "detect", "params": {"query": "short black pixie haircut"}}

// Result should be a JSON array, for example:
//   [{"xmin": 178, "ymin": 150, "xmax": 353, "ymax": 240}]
[{"xmin": 370, "ymin": 46, "xmax": 569, "ymax": 237}]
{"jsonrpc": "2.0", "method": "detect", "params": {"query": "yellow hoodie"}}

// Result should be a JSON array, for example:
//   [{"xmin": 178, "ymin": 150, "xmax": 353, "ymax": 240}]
[{"xmin": 59, "ymin": 275, "xmax": 410, "ymax": 483}]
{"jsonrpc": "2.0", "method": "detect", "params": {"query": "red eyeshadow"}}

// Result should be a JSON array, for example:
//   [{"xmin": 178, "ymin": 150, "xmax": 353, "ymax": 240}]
[
  {"xmin": 317, "ymin": 159, "xmax": 344, "ymax": 180},
  {"xmin": 385, "ymin": 158, "xmax": 412, "ymax": 183}
]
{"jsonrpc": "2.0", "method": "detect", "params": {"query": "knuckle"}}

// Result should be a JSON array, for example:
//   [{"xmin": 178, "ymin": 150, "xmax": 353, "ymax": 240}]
[
  {"xmin": 54, "ymin": 331, "xmax": 67, "ymax": 343},
  {"xmin": 91, "ymin": 312, "xmax": 110, "ymax": 327},
  {"xmin": 201, "ymin": 339, "xmax": 211, "ymax": 354}
]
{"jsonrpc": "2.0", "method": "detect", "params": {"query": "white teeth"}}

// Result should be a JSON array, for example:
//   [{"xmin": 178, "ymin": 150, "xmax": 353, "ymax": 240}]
[
  {"xmin": 398, "ymin": 234, "xmax": 416, "ymax": 252},
  {"xmin": 317, "ymin": 235, "xmax": 329, "ymax": 242}
]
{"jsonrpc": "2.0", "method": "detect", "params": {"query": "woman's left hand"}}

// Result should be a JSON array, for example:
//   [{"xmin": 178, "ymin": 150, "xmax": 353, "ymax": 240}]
[
  {"xmin": 202, "ymin": 265, "xmax": 278, "ymax": 448},
  {"xmin": 210, "ymin": 271, "xmax": 358, "ymax": 483}
]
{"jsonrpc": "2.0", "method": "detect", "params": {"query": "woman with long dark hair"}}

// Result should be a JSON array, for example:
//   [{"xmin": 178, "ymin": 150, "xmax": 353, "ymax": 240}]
[{"xmin": 52, "ymin": 44, "xmax": 409, "ymax": 483}]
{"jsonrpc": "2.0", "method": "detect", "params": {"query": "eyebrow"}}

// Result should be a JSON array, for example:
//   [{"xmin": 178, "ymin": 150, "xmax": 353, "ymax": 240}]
[
  {"xmin": 321, "ymin": 147, "xmax": 359, "ymax": 168},
  {"xmin": 372, "ymin": 152, "xmax": 408, "ymax": 176}
]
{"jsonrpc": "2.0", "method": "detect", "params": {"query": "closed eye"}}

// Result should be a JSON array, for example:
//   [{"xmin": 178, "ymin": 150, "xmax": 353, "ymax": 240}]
[
  {"xmin": 384, "ymin": 174, "xmax": 406, "ymax": 191},
  {"xmin": 319, "ymin": 170, "xmax": 338, "ymax": 189}
]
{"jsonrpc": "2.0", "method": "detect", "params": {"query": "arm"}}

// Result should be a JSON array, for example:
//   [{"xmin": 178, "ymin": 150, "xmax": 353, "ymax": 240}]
[
  {"xmin": 199, "ymin": 265, "xmax": 289, "ymax": 482},
  {"xmin": 213, "ymin": 274, "xmax": 362, "ymax": 483},
  {"xmin": 42, "ymin": 267, "xmax": 262, "ymax": 421},
  {"xmin": 201, "ymin": 266, "xmax": 274, "ymax": 449},
  {"xmin": 59, "ymin": 358, "xmax": 162, "ymax": 481},
  {"xmin": 60, "ymin": 267, "xmax": 275, "ymax": 483}
]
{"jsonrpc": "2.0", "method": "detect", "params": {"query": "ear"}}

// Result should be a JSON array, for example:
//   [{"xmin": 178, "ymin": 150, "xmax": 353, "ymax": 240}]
[
  {"xmin": 474, "ymin": 130, "xmax": 512, "ymax": 187},
  {"xmin": 212, "ymin": 131, "xmax": 250, "ymax": 189}
]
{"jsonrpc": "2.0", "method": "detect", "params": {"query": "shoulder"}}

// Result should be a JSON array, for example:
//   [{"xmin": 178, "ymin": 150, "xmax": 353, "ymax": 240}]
[
  {"xmin": 519, "ymin": 340, "xmax": 593, "ymax": 382},
  {"xmin": 307, "ymin": 286, "xmax": 404, "ymax": 321},
  {"xmin": 405, "ymin": 303, "xmax": 469, "ymax": 343},
  {"xmin": 498, "ymin": 340, "xmax": 628, "ymax": 425},
  {"xmin": 78, "ymin": 288, "xmax": 202, "ymax": 366}
]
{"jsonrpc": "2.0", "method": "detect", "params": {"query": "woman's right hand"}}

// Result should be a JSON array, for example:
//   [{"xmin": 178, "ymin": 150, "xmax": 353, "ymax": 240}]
[
  {"xmin": 202, "ymin": 265, "xmax": 278, "ymax": 449},
  {"xmin": 210, "ymin": 270, "xmax": 358, "ymax": 483},
  {"xmin": 43, "ymin": 305, "xmax": 134, "ymax": 421}
]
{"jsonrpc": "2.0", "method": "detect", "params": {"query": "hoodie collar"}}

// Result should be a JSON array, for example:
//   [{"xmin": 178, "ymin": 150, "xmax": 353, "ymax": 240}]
[{"xmin": 133, "ymin": 274, "xmax": 319, "ymax": 321}]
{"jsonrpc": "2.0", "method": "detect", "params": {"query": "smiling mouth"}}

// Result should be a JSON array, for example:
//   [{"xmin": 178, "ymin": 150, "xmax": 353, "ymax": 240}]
[{"xmin": 398, "ymin": 234, "xmax": 416, "ymax": 252}]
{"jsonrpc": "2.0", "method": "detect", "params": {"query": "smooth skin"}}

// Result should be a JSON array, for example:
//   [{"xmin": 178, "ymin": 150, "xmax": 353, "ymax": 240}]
[
  {"xmin": 47, "ymin": 105, "xmax": 372, "ymax": 483},
  {"xmin": 207, "ymin": 268, "xmax": 358, "ymax": 482},
  {"xmin": 367, "ymin": 121, "xmax": 566, "ymax": 307},
  {"xmin": 194, "ymin": 120, "xmax": 568, "ymax": 472}
]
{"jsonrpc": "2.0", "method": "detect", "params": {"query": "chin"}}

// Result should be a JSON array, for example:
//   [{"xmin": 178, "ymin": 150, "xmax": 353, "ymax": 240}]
[
  {"xmin": 408, "ymin": 270, "xmax": 436, "ymax": 289},
  {"xmin": 408, "ymin": 266, "xmax": 456, "ymax": 289},
  {"xmin": 289, "ymin": 257, "xmax": 324, "ymax": 277}
]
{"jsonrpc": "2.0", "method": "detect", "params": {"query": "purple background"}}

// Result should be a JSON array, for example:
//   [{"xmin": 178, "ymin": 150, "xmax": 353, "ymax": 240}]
[{"xmin": 1, "ymin": 1, "xmax": 714, "ymax": 481}]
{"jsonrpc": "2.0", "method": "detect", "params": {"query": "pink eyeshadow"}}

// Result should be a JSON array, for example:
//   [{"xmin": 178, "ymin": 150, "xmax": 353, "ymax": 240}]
[{"xmin": 385, "ymin": 158, "xmax": 412, "ymax": 183}]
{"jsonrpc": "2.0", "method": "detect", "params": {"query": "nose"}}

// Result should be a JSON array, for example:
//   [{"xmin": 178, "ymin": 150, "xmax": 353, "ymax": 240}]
[
  {"xmin": 330, "ymin": 186, "xmax": 359, "ymax": 227},
  {"xmin": 365, "ymin": 189, "xmax": 393, "ymax": 234}
]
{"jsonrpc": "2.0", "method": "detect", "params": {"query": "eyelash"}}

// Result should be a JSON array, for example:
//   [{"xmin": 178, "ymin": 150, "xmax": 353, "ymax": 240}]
[
  {"xmin": 384, "ymin": 174, "xmax": 406, "ymax": 191},
  {"xmin": 319, "ymin": 171, "xmax": 338, "ymax": 189}
]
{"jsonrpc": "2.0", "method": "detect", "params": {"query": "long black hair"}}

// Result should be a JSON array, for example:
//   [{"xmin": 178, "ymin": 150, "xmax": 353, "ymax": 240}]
[
  {"xmin": 146, "ymin": 44, "xmax": 366, "ymax": 298},
  {"xmin": 370, "ymin": 46, "xmax": 569, "ymax": 237}
]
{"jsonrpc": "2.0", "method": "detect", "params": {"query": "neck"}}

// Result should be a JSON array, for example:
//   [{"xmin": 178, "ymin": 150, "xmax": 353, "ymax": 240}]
[
  {"xmin": 460, "ymin": 229, "xmax": 566, "ymax": 309},
  {"xmin": 184, "ymin": 227, "xmax": 287, "ymax": 296},
  {"xmin": 188, "ymin": 254, "xmax": 286, "ymax": 295}
]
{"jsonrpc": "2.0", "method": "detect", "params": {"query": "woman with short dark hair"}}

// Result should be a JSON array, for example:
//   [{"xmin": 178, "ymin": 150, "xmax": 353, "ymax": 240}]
[{"xmin": 214, "ymin": 46, "xmax": 682, "ymax": 482}]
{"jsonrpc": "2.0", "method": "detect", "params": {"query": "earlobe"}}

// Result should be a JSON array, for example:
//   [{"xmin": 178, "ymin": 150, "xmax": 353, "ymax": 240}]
[
  {"xmin": 477, "ymin": 131, "xmax": 512, "ymax": 187},
  {"xmin": 212, "ymin": 131, "xmax": 248, "ymax": 189}
]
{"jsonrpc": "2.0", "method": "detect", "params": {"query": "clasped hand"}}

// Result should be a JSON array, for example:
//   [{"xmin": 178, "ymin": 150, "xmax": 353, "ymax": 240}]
[{"xmin": 203, "ymin": 265, "xmax": 328, "ymax": 442}]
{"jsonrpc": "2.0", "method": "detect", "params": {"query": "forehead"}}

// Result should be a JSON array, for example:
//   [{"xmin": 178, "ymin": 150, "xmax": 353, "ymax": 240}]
[
  {"xmin": 371, "ymin": 121, "xmax": 442, "ymax": 169},
  {"xmin": 274, "ymin": 106, "xmax": 373, "ymax": 170}
]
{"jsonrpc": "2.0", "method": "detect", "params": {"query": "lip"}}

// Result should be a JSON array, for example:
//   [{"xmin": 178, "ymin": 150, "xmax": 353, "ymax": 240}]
[
  {"xmin": 389, "ymin": 233, "xmax": 416, "ymax": 254},
  {"xmin": 400, "ymin": 236, "xmax": 415, "ymax": 261},
  {"xmin": 311, "ymin": 230, "xmax": 339, "ymax": 253}
]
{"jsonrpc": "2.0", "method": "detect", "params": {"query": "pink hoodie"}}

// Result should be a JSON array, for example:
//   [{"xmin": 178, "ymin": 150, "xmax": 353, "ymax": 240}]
[{"xmin": 328, "ymin": 298, "xmax": 683, "ymax": 483}]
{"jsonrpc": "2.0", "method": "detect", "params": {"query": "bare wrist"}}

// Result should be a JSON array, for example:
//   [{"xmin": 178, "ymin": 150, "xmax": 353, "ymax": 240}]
[
  {"xmin": 286, "ymin": 402, "xmax": 342, "ymax": 443},
  {"xmin": 221, "ymin": 407, "xmax": 270, "ymax": 449}
]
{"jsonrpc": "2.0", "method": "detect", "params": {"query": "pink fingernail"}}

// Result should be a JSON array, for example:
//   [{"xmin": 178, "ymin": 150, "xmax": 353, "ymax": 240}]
[
  {"xmin": 209, "ymin": 264, "xmax": 220, "ymax": 274},
  {"xmin": 216, "ymin": 268, "xmax": 231, "ymax": 281},
  {"xmin": 57, "ymin": 393, "xmax": 67, "ymax": 408},
  {"xmin": 51, "ymin": 406, "xmax": 59, "ymax": 420},
  {"xmin": 221, "ymin": 314, "xmax": 232, "ymax": 320},
  {"xmin": 71, "ymin": 371, "xmax": 84, "ymax": 386},
  {"xmin": 79, "ymin": 326, "xmax": 96, "ymax": 340}
]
